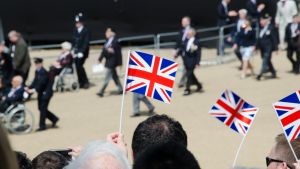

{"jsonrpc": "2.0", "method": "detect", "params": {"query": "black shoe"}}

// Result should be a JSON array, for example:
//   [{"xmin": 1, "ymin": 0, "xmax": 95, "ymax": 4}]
[
  {"xmin": 83, "ymin": 83, "xmax": 90, "ymax": 89},
  {"xmin": 130, "ymin": 113, "xmax": 140, "ymax": 117},
  {"xmin": 97, "ymin": 93, "xmax": 104, "ymax": 97},
  {"xmin": 178, "ymin": 84, "xmax": 184, "ymax": 88},
  {"xmin": 196, "ymin": 85, "xmax": 203, "ymax": 92},
  {"xmin": 256, "ymin": 75, "xmax": 261, "ymax": 81},
  {"xmin": 52, "ymin": 119, "xmax": 59, "ymax": 128},
  {"xmin": 183, "ymin": 90, "xmax": 191, "ymax": 96},
  {"xmin": 149, "ymin": 108, "xmax": 155, "ymax": 115},
  {"xmin": 271, "ymin": 74, "xmax": 277, "ymax": 79},
  {"xmin": 36, "ymin": 127, "xmax": 46, "ymax": 132},
  {"xmin": 118, "ymin": 91, "xmax": 123, "ymax": 95}
]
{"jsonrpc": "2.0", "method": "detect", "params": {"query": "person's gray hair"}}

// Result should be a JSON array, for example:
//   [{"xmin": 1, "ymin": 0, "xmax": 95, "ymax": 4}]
[
  {"xmin": 239, "ymin": 9, "xmax": 248, "ymax": 16},
  {"xmin": 65, "ymin": 141, "xmax": 131, "ymax": 169}
]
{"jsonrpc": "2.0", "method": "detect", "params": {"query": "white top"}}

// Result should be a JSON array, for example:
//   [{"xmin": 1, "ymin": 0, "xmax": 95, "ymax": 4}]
[
  {"xmin": 105, "ymin": 37, "xmax": 114, "ymax": 49},
  {"xmin": 291, "ymin": 23, "xmax": 298, "ymax": 38},
  {"xmin": 186, "ymin": 37, "xmax": 195, "ymax": 51},
  {"xmin": 77, "ymin": 26, "xmax": 84, "ymax": 33}
]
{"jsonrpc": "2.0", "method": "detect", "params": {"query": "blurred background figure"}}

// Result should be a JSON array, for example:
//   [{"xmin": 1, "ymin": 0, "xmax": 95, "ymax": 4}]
[
  {"xmin": 285, "ymin": 14, "xmax": 300, "ymax": 74},
  {"xmin": 15, "ymin": 151, "xmax": 33, "ymax": 169},
  {"xmin": 182, "ymin": 28, "xmax": 202, "ymax": 96},
  {"xmin": 233, "ymin": 17, "xmax": 256, "ymax": 79},
  {"xmin": 72, "ymin": 13, "xmax": 90, "ymax": 89},
  {"xmin": 217, "ymin": 0, "xmax": 237, "ymax": 55},
  {"xmin": 131, "ymin": 93, "xmax": 155, "ymax": 117},
  {"xmin": 174, "ymin": 16, "xmax": 191, "ymax": 88},
  {"xmin": 97, "ymin": 28, "xmax": 123, "ymax": 97},
  {"xmin": 256, "ymin": 14, "xmax": 278, "ymax": 81},
  {"xmin": 8, "ymin": 30, "xmax": 31, "ymax": 83},
  {"xmin": 32, "ymin": 151, "xmax": 69, "ymax": 169},
  {"xmin": 275, "ymin": 0, "xmax": 298, "ymax": 50},
  {"xmin": 246, "ymin": 0, "xmax": 265, "ymax": 20},
  {"xmin": 0, "ymin": 42, "xmax": 13, "ymax": 86},
  {"xmin": 229, "ymin": 9, "xmax": 248, "ymax": 70}
]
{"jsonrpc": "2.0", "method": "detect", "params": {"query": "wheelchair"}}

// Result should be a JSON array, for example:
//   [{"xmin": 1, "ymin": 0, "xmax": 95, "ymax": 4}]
[
  {"xmin": 0, "ymin": 102, "xmax": 34, "ymax": 134},
  {"xmin": 53, "ymin": 63, "xmax": 80, "ymax": 92}
]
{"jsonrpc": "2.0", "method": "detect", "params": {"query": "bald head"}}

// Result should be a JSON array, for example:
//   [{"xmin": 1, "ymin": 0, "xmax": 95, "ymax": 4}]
[{"xmin": 11, "ymin": 76, "xmax": 23, "ymax": 88}]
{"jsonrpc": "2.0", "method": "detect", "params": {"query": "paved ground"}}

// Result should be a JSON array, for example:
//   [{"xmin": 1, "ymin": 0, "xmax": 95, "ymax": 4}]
[{"xmin": 7, "ymin": 47, "xmax": 300, "ymax": 169}]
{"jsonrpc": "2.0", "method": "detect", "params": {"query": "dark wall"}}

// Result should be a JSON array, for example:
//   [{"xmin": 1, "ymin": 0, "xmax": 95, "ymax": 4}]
[{"xmin": 0, "ymin": 0, "xmax": 276, "ymax": 43}]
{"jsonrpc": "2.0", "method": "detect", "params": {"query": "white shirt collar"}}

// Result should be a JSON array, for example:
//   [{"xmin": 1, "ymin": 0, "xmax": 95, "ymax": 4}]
[
  {"xmin": 186, "ymin": 37, "xmax": 195, "ymax": 51},
  {"xmin": 77, "ymin": 26, "xmax": 84, "ymax": 33}
]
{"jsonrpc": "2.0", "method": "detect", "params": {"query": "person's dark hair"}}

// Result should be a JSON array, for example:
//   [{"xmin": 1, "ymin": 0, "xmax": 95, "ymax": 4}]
[
  {"xmin": 132, "ymin": 114, "xmax": 187, "ymax": 157},
  {"xmin": 15, "ymin": 151, "xmax": 32, "ymax": 169},
  {"xmin": 133, "ymin": 143, "xmax": 201, "ymax": 169},
  {"xmin": 32, "ymin": 151, "xmax": 68, "ymax": 169}
]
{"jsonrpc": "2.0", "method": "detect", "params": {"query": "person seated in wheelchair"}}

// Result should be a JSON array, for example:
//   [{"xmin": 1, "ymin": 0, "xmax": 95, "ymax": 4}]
[
  {"xmin": 0, "ymin": 76, "xmax": 25, "ymax": 113},
  {"xmin": 49, "ymin": 41, "xmax": 73, "ymax": 81}
]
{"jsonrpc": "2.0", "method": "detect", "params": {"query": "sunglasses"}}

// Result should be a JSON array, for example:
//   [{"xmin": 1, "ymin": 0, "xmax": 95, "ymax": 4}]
[{"xmin": 266, "ymin": 157, "xmax": 293, "ymax": 169}]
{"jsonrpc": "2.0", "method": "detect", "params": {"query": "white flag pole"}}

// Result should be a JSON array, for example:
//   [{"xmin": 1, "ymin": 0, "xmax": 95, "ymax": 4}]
[
  {"xmin": 232, "ymin": 135, "xmax": 247, "ymax": 168},
  {"xmin": 118, "ymin": 50, "xmax": 131, "ymax": 133}
]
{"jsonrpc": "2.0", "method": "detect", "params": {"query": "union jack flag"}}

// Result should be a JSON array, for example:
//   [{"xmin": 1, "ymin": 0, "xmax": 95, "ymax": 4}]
[
  {"xmin": 126, "ymin": 51, "xmax": 178, "ymax": 104},
  {"xmin": 209, "ymin": 90, "xmax": 258, "ymax": 136},
  {"xmin": 273, "ymin": 90, "xmax": 300, "ymax": 142}
]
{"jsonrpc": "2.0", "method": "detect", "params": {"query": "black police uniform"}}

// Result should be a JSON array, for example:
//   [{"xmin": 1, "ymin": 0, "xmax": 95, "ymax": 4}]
[
  {"xmin": 256, "ymin": 22, "xmax": 278, "ymax": 80},
  {"xmin": 182, "ymin": 37, "xmax": 202, "ymax": 95},
  {"xmin": 72, "ymin": 14, "xmax": 90, "ymax": 88},
  {"xmin": 0, "ymin": 52, "xmax": 13, "ymax": 85},
  {"xmin": 29, "ymin": 59, "xmax": 59, "ymax": 131},
  {"xmin": 285, "ymin": 22, "xmax": 300, "ymax": 74}
]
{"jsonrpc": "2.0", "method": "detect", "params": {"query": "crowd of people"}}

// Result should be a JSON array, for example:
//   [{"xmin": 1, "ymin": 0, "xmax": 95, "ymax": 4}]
[
  {"xmin": 218, "ymin": 0, "xmax": 300, "ymax": 79},
  {"xmin": 1, "ymin": 114, "xmax": 300, "ymax": 169}
]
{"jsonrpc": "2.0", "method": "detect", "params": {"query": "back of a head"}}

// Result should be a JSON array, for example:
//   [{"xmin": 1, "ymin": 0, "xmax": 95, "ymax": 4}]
[
  {"xmin": 132, "ymin": 114, "xmax": 187, "ymax": 157},
  {"xmin": 66, "ymin": 141, "xmax": 130, "ymax": 169},
  {"xmin": 0, "ymin": 122, "xmax": 19, "ymax": 169},
  {"xmin": 16, "ymin": 151, "xmax": 33, "ymax": 169},
  {"xmin": 32, "ymin": 151, "xmax": 68, "ymax": 169},
  {"xmin": 133, "ymin": 143, "xmax": 201, "ymax": 169},
  {"xmin": 274, "ymin": 133, "xmax": 300, "ymax": 165}
]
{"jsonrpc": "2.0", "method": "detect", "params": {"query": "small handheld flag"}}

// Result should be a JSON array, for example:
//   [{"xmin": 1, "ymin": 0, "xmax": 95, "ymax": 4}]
[
  {"xmin": 273, "ymin": 90, "xmax": 300, "ymax": 142},
  {"xmin": 126, "ymin": 51, "xmax": 178, "ymax": 104},
  {"xmin": 209, "ymin": 89, "xmax": 258, "ymax": 136}
]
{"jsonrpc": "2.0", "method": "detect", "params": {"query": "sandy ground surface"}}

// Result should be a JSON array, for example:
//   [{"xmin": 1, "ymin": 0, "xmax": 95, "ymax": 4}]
[{"xmin": 7, "ymin": 47, "xmax": 300, "ymax": 169}]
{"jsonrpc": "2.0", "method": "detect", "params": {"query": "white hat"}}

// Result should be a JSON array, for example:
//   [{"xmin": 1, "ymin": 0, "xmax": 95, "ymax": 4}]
[{"xmin": 61, "ymin": 41, "xmax": 72, "ymax": 51}]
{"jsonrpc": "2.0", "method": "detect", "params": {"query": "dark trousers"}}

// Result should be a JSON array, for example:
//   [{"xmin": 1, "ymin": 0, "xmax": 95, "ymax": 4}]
[
  {"xmin": 75, "ymin": 57, "xmax": 89, "ymax": 87},
  {"xmin": 234, "ymin": 46, "xmax": 243, "ymax": 67},
  {"xmin": 185, "ymin": 67, "xmax": 202, "ymax": 91},
  {"xmin": 287, "ymin": 44, "xmax": 300, "ymax": 73},
  {"xmin": 38, "ymin": 96, "xmax": 58, "ymax": 129},
  {"xmin": 259, "ymin": 47, "xmax": 276, "ymax": 76},
  {"xmin": 99, "ymin": 68, "xmax": 123, "ymax": 94}
]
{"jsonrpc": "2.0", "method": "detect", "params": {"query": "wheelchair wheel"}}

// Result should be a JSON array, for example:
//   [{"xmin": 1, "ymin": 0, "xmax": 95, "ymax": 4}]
[{"xmin": 6, "ymin": 105, "xmax": 34, "ymax": 134}]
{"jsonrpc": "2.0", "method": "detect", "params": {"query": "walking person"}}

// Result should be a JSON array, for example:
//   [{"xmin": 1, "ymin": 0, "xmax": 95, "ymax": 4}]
[
  {"xmin": 256, "ymin": 14, "xmax": 279, "ymax": 81},
  {"xmin": 131, "ymin": 93, "xmax": 155, "ymax": 117},
  {"xmin": 72, "ymin": 13, "xmax": 90, "ymax": 89},
  {"xmin": 182, "ymin": 28, "xmax": 202, "ymax": 96},
  {"xmin": 285, "ymin": 14, "xmax": 300, "ymax": 74},
  {"xmin": 26, "ymin": 58, "xmax": 59, "ymax": 132},
  {"xmin": 275, "ymin": 0, "xmax": 298, "ymax": 50},
  {"xmin": 174, "ymin": 16, "xmax": 191, "ymax": 88},
  {"xmin": 8, "ymin": 31, "xmax": 31, "ymax": 83},
  {"xmin": 233, "ymin": 17, "xmax": 256, "ymax": 79},
  {"xmin": 97, "ymin": 28, "xmax": 123, "ymax": 97}
]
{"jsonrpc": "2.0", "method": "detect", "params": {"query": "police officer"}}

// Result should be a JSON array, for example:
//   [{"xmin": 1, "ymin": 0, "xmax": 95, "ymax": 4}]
[
  {"xmin": 72, "ymin": 13, "xmax": 90, "ymax": 89},
  {"xmin": 285, "ymin": 14, "xmax": 300, "ymax": 74},
  {"xmin": 26, "ymin": 58, "xmax": 59, "ymax": 132},
  {"xmin": 182, "ymin": 28, "xmax": 202, "ymax": 96},
  {"xmin": 97, "ymin": 28, "xmax": 123, "ymax": 97},
  {"xmin": 256, "ymin": 14, "xmax": 278, "ymax": 81}
]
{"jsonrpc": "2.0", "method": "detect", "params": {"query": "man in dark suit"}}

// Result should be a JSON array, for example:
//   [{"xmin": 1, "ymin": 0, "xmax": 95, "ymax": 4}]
[
  {"xmin": 285, "ymin": 15, "xmax": 300, "ymax": 74},
  {"xmin": 26, "ymin": 58, "xmax": 59, "ymax": 132},
  {"xmin": 4, "ymin": 75, "xmax": 25, "ymax": 105},
  {"xmin": 0, "ymin": 43, "xmax": 13, "ymax": 85},
  {"xmin": 97, "ymin": 28, "xmax": 123, "ymax": 97},
  {"xmin": 72, "ymin": 13, "xmax": 90, "ymax": 89},
  {"xmin": 8, "ymin": 31, "xmax": 31, "ymax": 83},
  {"xmin": 174, "ymin": 16, "xmax": 191, "ymax": 88},
  {"xmin": 256, "ymin": 14, "xmax": 279, "ymax": 80},
  {"xmin": 217, "ymin": 0, "xmax": 237, "ymax": 55},
  {"xmin": 182, "ymin": 28, "xmax": 202, "ymax": 96},
  {"xmin": 246, "ymin": 0, "xmax": 265, "ymax": 20}
]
